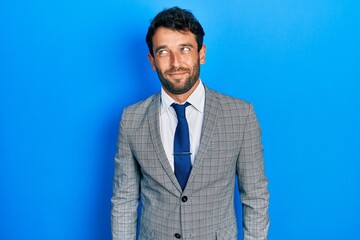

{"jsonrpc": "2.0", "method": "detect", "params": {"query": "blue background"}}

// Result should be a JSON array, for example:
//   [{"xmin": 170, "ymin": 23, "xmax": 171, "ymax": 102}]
[{"xmin": 1, "ymin": 0, "xmax": 359, "ymax": 239}]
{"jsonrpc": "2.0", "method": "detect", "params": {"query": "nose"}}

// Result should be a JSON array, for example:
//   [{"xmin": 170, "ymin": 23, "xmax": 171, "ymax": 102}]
[{"xmin": 170, "ymin": 52, "xmax": 181, "ymax": 67}]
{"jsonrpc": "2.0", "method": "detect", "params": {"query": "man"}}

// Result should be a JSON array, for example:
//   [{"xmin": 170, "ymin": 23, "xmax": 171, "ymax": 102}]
[{"xmin": 111, "ymin": 7, "xmax": 269, "ymax": 240}]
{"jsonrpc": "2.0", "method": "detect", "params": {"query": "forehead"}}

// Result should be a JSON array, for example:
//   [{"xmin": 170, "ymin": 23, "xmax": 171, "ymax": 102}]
[{"xmin": 152, "ymin": 27, "xmax": 198, "ymax": 48}]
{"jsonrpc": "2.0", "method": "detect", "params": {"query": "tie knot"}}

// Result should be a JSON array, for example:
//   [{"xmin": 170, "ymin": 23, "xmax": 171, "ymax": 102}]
[{"xmin": 171, "ymin": 102, "xmax": 191, "ymax": 118}]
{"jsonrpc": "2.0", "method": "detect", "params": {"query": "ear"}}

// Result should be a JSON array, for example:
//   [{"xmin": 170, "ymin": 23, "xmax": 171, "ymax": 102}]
[
  {"xmin": 199, "ymin": 44, "xmax": 206, "ymax": 64},
  {"xmin": 147, "ymin": 53, "xmax": 156, "ymax": 71}
]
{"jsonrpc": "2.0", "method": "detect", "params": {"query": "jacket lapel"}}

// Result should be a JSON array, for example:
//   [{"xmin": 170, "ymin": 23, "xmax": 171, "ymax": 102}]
[
  {"xmin": 148, "ymin": 94, "xmax": 182, "ymax": 193},
  {"xmin": 186, "ymin": 87, "xmax": 219, "ymax": 188}
]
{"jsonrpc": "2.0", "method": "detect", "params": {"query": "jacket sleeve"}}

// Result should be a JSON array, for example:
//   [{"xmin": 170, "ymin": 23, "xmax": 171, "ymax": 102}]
[
  {"xmin": 111, "ymin": 109, "xmax": 140, "ymax": 240},
  {"xmin": 237, "ymin": 103, "xmax": 270, "ymax": 240}
]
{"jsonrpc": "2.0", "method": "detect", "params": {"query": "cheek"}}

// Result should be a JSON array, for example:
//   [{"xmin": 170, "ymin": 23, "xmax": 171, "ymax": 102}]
[
  {"xmin": 186, "ymin": 54, "xmax": 200, "ymax": 65},
  {"xmin": 155, "ymin": 59, "xmax": 172, "ymax": 71}
]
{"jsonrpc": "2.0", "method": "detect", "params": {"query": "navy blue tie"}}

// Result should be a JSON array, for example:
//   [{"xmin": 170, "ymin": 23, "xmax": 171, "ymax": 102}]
[{"xmin": 172, "ymin": 102, "xmax": 192, "ymax": 190}]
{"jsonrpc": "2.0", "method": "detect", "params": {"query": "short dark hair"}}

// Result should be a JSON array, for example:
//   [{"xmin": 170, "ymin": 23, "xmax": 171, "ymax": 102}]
[{"xmin": 146, "ymin": 7, "xmax": 205, "ymax": 56}]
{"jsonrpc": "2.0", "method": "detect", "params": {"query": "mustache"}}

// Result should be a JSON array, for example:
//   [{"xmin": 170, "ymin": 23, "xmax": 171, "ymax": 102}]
[{"xmin": 165, "ymin": 67, "xmax": 190, "ymax": 74}]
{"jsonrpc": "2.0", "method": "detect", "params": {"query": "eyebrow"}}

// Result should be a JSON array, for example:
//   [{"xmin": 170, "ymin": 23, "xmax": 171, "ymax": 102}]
[{"xmin": 179, "ymin": 43, "xmax": 195, "ymax": 48}]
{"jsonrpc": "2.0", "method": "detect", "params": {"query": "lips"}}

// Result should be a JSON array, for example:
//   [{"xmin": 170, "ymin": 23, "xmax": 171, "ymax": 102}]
[
  {"xmin": 168, "ymin": 71, "xmax": 188, "ymax": 75},
  {"xmin": 165, "ymin": 67, "xmax": 190, "ymax": 76}
]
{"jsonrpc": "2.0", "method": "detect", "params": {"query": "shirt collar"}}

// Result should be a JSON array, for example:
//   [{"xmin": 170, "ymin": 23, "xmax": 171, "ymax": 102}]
[{"xmin": 160, "ymin": 79, "xmax": 205, "ymax": 115}]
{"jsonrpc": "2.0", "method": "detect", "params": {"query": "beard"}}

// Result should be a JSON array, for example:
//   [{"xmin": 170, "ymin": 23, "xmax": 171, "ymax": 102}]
[{"xmin": 155, "ymin": 60, "xmax": 200, "ymax": 95}]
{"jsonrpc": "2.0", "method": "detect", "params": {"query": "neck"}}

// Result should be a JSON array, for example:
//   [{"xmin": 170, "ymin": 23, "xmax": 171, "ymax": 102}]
[{"xmin": 163, "ymin": 79, "xmax": 200, "ymax": 103}]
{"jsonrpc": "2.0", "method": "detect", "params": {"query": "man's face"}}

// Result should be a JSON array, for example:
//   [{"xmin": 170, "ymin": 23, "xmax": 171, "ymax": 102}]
[{"xmin": 148, "ymin": 27, "xmax": 206, "ymax": 96}]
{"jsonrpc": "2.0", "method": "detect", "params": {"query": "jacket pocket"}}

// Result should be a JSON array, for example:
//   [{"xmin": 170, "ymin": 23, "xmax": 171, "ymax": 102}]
[{"xmin": 216, "ymin": 223, "xmax": 238, "ymax": 240}]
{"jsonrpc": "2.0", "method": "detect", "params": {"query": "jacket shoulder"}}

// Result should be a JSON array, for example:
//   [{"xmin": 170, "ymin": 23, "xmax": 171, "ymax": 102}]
[
  {"xmin": 206, "ymin": 87, "xmax": 252, "ymax": 113},
  {"xmin": 120, "ymin": 93, "xmax": 159, "ymax": 128},
  {"xmin": 123, "ymin": 93, "xmax": 159, "ymax": 115}
]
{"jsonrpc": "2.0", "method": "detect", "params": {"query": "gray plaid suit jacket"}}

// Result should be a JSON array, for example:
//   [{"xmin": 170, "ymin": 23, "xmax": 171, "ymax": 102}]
[{"xmin": 111, "ymin": 86, "xmax": 269, "ymax": 240}]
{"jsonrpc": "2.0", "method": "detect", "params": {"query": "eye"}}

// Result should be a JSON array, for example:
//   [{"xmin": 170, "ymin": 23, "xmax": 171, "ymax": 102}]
[
  {"xmin": 158, "ymin": 49, "xmax": 168, "ymax": 56},
  {"xmin": 181, "ymin": 46, "xmax": 191, "ymax": 52}
]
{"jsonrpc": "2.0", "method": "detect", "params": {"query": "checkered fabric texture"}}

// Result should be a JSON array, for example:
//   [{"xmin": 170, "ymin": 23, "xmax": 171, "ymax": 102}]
[{"xmin": 111, "ymin": 86, "xmax": 269, "ymax": 240}]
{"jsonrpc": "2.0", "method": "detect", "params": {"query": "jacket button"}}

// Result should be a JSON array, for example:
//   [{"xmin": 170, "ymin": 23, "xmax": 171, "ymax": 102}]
[
  {"xmin": 174, "ymin": 233, "xmax": 181, "ymax": 239},
  {"xmin": 182, "ymin": 196, "xmax": 188, "ymax": 202}
]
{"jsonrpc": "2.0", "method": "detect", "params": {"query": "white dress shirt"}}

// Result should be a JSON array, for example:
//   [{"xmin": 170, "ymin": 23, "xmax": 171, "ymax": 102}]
[{"xmin": 160, "ymin": 80, "xmax": 205, "ymax": 171}]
